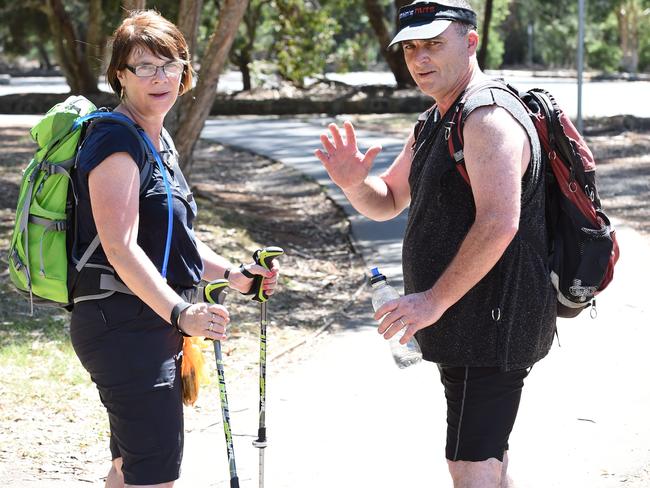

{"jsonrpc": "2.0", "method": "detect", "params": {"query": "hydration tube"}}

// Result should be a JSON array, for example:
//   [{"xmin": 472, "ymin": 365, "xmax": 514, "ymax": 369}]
[{"xmin": 72, "ymin": 111, "xmax": 174, "ymax": 279}]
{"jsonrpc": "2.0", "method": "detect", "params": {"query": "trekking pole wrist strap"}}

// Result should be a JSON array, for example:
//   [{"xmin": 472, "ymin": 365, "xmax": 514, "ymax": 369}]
[
  {"xmin": 171, "ymin": 301, "xmax": 192, "ymax": 336},
  {"xmin": 237, "ymin": 264, "xmax": 257, "ymax": 296},
  {"xmin": 239, "ymin": 263, "xmax": 255, "ymax": 279}
]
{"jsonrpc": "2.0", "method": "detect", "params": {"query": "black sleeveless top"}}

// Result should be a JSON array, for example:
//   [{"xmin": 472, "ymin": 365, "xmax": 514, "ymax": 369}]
[
  {"xmin": 74, "ymin": 120, "xmax": 203, "ymax": 289},
  {"xmin": 403, "ymin": 85, "xmax": 557, "ymax": 371}
]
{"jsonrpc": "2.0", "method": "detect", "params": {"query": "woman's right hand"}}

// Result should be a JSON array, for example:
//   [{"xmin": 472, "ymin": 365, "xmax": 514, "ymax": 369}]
[
  {"xmin": 178, "ymin": 302, "xmax": 229, "ymax": 340},
  {"xmin": 314, "ymin": 121, "xmax": 382, "ymax": 191}
]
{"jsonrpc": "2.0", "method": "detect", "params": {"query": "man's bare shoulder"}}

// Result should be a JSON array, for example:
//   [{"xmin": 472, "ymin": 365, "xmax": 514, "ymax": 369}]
[{"xmin": 463, "ymin": 104, "xmax": 528, "ymax": 147}]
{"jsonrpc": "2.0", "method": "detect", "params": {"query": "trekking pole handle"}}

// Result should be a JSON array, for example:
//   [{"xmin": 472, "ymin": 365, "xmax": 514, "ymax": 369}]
[
  {"xmin": 251, "ymin": 246, "xmax": 284, "ymax": 303},
  {"xmin": 205, "ymin": 279, "xmax": 229, "ymax": 306}
]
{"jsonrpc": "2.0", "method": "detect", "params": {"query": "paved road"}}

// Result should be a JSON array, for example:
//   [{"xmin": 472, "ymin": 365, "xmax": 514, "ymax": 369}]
[
  {"xmin": 2, "ymin": 73, "xmax": 650, "ymax": 118},
  {"xmin": 174, "ymin": 117, "xmax": 650, "ymax": 487}
]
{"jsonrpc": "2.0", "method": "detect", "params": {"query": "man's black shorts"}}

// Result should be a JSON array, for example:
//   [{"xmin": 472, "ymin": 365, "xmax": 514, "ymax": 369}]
[
  {"xmin": 70, "ymin": 292, "xmax": 184, "ymax": 485},
  {"xmin": 438, "ymin": 365, "xmax": 529, "ymax": 463}
]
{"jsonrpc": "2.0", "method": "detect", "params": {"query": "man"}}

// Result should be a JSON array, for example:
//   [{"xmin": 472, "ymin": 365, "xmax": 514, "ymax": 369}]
[{"xmin": 314, "ymin": 1, "xmax": 557, "ymax": 487}]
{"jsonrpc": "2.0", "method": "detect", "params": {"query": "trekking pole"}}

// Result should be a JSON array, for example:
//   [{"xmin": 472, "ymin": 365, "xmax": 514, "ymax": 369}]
[
  {"xmin": 250, "ymin": 246, "xmax": 284, "ymax": 488},
  {"xmin": 204, "ymin": 279, "xmax": 239, "ymax": 488}
]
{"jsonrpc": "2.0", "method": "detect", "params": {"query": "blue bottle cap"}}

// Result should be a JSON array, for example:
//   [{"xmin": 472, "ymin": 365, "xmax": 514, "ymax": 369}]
[{"xmin": 369, "ymin": 267, "xmax": 386, "ymax": 285}]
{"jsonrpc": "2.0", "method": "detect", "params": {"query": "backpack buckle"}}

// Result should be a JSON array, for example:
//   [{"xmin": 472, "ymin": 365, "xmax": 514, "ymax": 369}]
[
  {"xmin": 10, "ymin": 249, "xmax": 23, "ymax": 271},
  {"xmin": 444, "ymin": 122, "xmax": 454, "ymax": 141},
  {"xmin": 569, "ymin": 279, "xmax": 597, "ymax": 301}
]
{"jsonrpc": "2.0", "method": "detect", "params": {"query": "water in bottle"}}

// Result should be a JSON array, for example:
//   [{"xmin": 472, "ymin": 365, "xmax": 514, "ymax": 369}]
[{"xmin": 370, "ymin": 267, "xmax": 422, "ymax": 368}]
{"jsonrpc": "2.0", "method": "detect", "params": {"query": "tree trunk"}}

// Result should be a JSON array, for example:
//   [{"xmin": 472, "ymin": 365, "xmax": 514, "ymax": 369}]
[
  {"xmin": 477, "ymin": 0, "xmax": 493, "ymax": 69},
  {"xmin": 178, "ymin": 0, "xmax": 203, "ymax": 61},
  {"xmin": 237, "ymin": 1, "xmax": 267, "ymax": 92},
  {"xmin": 364, "ymin": 0, "xmax": 414, "ymax": 88},
  {"xmin": 36, "ymin": 43, "xmax": 54, "ymax": 71},
  {"xmin": 618, "ymin": 1, "xmax": 640, "ymax": 74},
  {"xmin": 238, "ymin": 52, "xmax": 252, "ymax": 91},
  {"xmin": 42, "ymin": 0, "xmax": 99, "ymax": 94},
  {"xmin": 172, "ymin": 0, "xmax": 249, "ymax": 175},
  {"xmin": 86, "ymin": 0, "xmax": 106, "ymax": 78}
]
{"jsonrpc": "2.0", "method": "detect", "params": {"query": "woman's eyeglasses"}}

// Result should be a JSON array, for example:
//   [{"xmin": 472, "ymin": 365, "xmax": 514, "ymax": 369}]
[{"xmin": 126, "ymin": 61, "xmax": 184, "ymax": 78}]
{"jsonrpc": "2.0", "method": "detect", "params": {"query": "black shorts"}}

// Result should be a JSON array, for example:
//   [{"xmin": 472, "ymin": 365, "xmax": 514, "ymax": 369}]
[
  {"xmin": 438, "ymin": 365, "xmax": 529, "ymax": 463},
  {"xmin": 70, "ymin": 292, "xmax": 184, "ymax": 485}
]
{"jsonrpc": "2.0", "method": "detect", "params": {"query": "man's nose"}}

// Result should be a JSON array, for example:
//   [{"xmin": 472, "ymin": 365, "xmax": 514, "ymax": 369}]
[{"xmin": 414, "ymin": 47, "xmax": 431, "ymax": 65}]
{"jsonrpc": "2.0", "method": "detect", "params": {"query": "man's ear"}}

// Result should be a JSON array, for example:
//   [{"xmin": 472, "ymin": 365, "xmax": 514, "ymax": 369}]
[{"xmin": 468, "ymin": 30, "xmax": 479, "ymax": 55}]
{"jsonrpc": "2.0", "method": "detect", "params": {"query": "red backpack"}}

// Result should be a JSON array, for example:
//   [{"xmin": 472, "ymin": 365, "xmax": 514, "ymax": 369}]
[{"xmin": 417, "ymin": 81, "xmax": 620, "ymax": 318}]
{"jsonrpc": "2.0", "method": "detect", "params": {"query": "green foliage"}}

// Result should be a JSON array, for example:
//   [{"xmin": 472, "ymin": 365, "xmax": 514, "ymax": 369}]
[
  {"xmin": 501, "ymin": 0, "xmax": 650, "ymax": 72},
  {"xmin": 3, "ymin": 0, "xmax": 649, "ymax": 79},
  {"xmin": 269, "ymin": 0, "xmax": 340, "ymax": 86},
  {"xmin": 0, "ymin": 2, "xmax": 52, "ymax": 67},
  {"xmin": 475, "ymin": 0, "xmax": 512, "ymax": 69},
  {"xmin": 585, "ymin": 11, "xmax": 621, "ymax": 72},
  {"xmin": 320, "ymin": 0, "xmax": 381, "ymax": 72}
]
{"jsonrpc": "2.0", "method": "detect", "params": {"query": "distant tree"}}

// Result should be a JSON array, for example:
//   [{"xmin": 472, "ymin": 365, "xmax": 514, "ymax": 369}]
[
  {"xmin": 364, "ymin": 0, "xmax": 415, "ymax": 87},
  {"xmin": 268, "ymin": 0, "xmax": 339, "ymax": 87},
  {"xmin": 177, "ymin": 0, "xmax": 202, "ymax": 59},
  {"xmin": 474, "ymin": 0, "xmax": 511, "ymax": 69},
  {"xmin": 617, "ymin": 0, "xmax": 649, "ymax": 73},
  {"xmin": 0, "ymin": 3, "xmax": 53, "ymax": 70},
  {"xmin": 229, "ymin": 0, "xmax": 271, "ymax": 91},
  {"xmin": 40, "ymin": 0, "xmax": 105, "ymax": 93},
  {"xmin": 169, "ymin": 0, "xmax": 249, "ymax": 174},
  {"xmin": 477, "ymin": 0, "xmax": 493, "ymax": 69}
]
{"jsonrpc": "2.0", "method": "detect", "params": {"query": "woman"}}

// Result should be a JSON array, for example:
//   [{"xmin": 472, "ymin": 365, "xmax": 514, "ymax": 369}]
[{"xmin": 70, "ymin": 11, "xmax": 279, "ymax": 488}]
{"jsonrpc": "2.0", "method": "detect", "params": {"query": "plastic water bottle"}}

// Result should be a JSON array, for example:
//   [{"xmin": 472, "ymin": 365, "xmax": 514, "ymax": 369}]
[{"xmin": 370, "ymin": 267, "xmax": 422, "ymax": 368}]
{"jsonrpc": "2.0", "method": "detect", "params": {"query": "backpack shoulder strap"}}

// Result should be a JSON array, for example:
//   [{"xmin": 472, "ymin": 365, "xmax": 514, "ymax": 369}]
[
  {"xmin": 72, "ymin": 114, "xmax": 156, "ymax": 273},
  {"xmin": 81, "ymin": 115, "xmax": 155, "ymax": 195},
  {"xmin": 412, "ymin": 105, "xmax": 436, "ymax": 146},
  {"xmin": 447, "ymin": 80, "xmax": 535, "ymax": 186}
]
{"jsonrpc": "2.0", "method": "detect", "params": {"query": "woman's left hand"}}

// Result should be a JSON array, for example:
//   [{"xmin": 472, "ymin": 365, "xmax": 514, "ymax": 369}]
[{"xmin": 228, "ymin": 260, "xmax": 280, "ymax": 297}]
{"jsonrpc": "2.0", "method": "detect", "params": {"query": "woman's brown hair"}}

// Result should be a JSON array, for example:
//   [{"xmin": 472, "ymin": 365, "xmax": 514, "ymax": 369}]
[{"xmin": 106, "ymin": 10, "xmax": 193, "ymax": 96}]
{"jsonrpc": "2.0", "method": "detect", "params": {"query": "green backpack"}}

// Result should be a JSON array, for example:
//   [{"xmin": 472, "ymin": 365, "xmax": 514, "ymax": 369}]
[{"xmin": 8, "ymin": 95, "xmax": 171, "ymax": 311}]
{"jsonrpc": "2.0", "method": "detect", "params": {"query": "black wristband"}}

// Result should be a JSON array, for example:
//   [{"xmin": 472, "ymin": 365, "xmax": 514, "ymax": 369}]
[
  {"xmin": 171, "ymin": 301, "xmax": 192, "ymax": 336},
  {"xmin": 224, "ymin": 267, "xmax": 232, "ymax": 280}
]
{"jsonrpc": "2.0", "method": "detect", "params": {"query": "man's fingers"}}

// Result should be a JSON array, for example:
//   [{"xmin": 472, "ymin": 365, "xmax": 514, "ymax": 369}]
[
  {"xmin": 362, "ymin": 145, "xmax": 382, "ymax": 167},
  {"xmin": 383, "ymin": 318, "xmax": 407, "ymax": 340},
  {"xmin": 314, "ymin": 149, "xmax": 329, "ymax": 165},
  {"xmin": 328, "ymin": 123, "xmax": 344, "ymax": 148},
  {"xmin": 320, "ymin": 134, "xmax": 336, "ymax": 154},
  {"xmin": 343, "ymin": 120, "xmax": 357, "ymax": 149},
  {"xmin": 400, "ymin": 324, "xmax": 418, "ymax": 344},
  {"xmin": 373, "ymin": 299, "xmax": 398, "ymax": 321}
]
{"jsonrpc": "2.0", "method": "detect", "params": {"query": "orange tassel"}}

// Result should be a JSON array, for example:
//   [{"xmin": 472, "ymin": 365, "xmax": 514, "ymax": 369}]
[{"xmin": 181, "ymin": 336, "xmax": 209, "ymax": 406}]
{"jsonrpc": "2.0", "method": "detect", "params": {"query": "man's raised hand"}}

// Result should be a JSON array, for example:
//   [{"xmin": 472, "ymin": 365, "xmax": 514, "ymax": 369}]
[{"xmin": 314, "ymin": 121, "xmax": 382, "ymax": 191}]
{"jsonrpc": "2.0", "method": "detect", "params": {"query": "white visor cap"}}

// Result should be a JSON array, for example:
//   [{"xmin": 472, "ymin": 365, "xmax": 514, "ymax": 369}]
[{"xmin": 388, "ymin": 19, "xmax": 452, "ymax": 48}]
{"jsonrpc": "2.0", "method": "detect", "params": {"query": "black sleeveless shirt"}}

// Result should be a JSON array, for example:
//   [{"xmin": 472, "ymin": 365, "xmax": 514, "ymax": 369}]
[
  {"xmin": 74, "ymin": 120, "xmax": 204, "ymax": 289},
  {"xmin": 403, "ymin": 85, "xmax": 557, "ymax": 371}
]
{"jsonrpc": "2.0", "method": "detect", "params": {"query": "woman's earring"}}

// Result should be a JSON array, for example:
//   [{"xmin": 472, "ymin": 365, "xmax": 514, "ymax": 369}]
[{"xmin": 120, "ymin": 87, "xmax": 125, "ymax": 99}]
